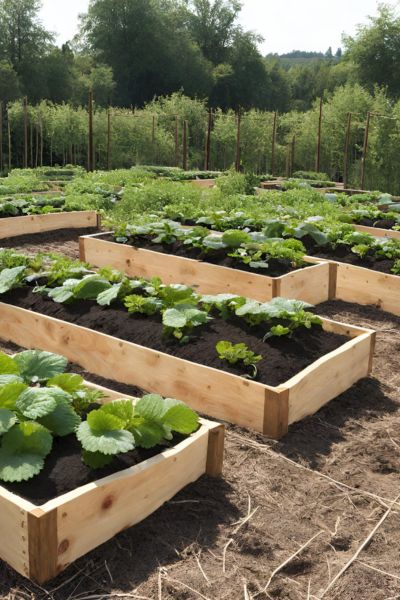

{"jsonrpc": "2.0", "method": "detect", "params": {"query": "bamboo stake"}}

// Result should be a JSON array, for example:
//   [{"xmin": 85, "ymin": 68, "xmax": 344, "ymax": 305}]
[
  {"xmin": 343, "ymin": 112, "xmax": 352, "ymax": 189},
  {"xmin": 23, "ymin": 96, "xmax": 28, "ymax": 169},
  {"xmin": 271, "ymin": 111, "xmax": 277, "ymax": 175},
  {"xmin": 88, "ymin": 89, "xmax": 94, "ymax": 172},
  {"xmin": 235, "ymin": 111, "xmax": 242, "ymax": 172},
  {"xmin": 315, "ymin": 97, "xmax": 323, "ymax": 173},
  {"xmin": 360, "ymin": 111, "xmax": 371, "ymax": 190},
  {"xmin": 182, "ymin": 119, "xmax": 188, "ymax": 171},
  {"xmin": 107, "ymin": 108, "xmax": 112, "ymax": 171},
  {"xmin": 204, "ymin": 110, "xmax": 212, "ymax": 171}
]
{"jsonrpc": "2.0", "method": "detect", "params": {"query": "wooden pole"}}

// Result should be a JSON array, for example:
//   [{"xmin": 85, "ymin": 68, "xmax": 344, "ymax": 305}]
[
  {"xmin": 271, "ymin": 111, "xmax": 277, "ymax": 176},
  {"xmin": 315, "ymin": 97, "xmax": 323, "ymax": 173},
  {"xmin": 204, "ymin": 110, "xmax": 212, "ymax": 171},
  {"xmin": 0, "ymin": 102, "xmax": 3, "ymax": 173},
  {"xmin": 290, "ymin": 135, "xmax": 296, "ymax": 177},
  {"xmin": 175, "ymin": 116, "xmax": 179, "ymax": 167},
  {"xmin": 285, "ymin": 144, "xmax": 291, "ymax": 178},
  {"xmin": 88, "ymin": 89, "xmax": 94, "ymax": 172},
  {"xmin": 7, "ymin": 109, "xmax": 11, "ymax": 170},
  {"xmin": 343, "ymin": 112, "xmax": 352, "ymax": 189},
  {"xmin": 235, "ymin": 111, "xmax": 241, "ymax": 172},
  {"xmin": 182, "ymin": 120, "xmax": 188, "ymax": 171},
  {"xmin": 107, "ymin": 108, "xmax": 111, "ymax": 171},
  {"xmin": 361, "ymin": 111, "xmax": 371, "ymax": 190},
  {"xmin": 35, "ymin": 123, "xmax": 39, "ymax": 167},
  {"xmin": 23, "ymin": 97, "xmax": 28, "ymax": 169}
]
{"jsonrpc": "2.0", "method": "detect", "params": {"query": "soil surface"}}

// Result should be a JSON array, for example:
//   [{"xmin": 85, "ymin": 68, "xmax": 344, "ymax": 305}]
[
  {"xmin": 106, "ymin": 233, "xmax": 306, "ymax": 277},
  {"xmin": 0, "ymin": 234, "xmax": 400, "ymax": 600},
  {"xmin": 2, "ymin": 287, "xmax": 347, "ymax": 387},
  {"xmin": 358, "ymin": 217, "xmax": 398, "ymax": 230},
  {"xmin": 0, "ymin": 227, "xmax": 97, "ymax": 258}
]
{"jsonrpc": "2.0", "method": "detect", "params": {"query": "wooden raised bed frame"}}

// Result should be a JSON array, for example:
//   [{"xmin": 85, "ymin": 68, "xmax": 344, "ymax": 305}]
[
  {"xmin": 0, "ymin": 301, "xmax": 375, "ymax": 441},
  {"xmin": 310, "ymin": 258, "xmax": 400, "ymax": 316},
  {"xmin": 0, "ymin": 210, "xmax": 99, "ymax": 240},
  {"xmin": 353, "ymin": 223, "xmax": 400, "ymax": 241},
  {"xmin": 79, "ymin": 232, "xmax": 333, "ymax": 305},
  {"xmin": 0, "ymin": 379, "xmax": 224, "ymax": 584}
]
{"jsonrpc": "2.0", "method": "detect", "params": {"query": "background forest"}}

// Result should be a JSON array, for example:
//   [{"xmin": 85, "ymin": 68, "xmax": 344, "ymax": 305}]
[{"xmin": 2, "ymin": 1, "xmax": 400, "ymax": 192}]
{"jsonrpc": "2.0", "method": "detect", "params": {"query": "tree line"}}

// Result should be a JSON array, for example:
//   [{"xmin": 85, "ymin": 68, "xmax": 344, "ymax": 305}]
[{"xmin": 1, "ymin": 1, "xmax": 400, "ymax": 112}]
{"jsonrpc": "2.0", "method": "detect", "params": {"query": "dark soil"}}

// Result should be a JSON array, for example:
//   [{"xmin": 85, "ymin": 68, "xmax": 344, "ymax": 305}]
[
  {"xmin": 107, "ymin": 233, "xmax": 306, "ymax": 277},
  {"xmin": 2, "ymin": 287, "xmax": 347, "ymax": 387},
  {"xmin": 0, "ymin": 227, "xmax": 97, "ymax": 259},
  {"xmin": 300, "ymin": 235, "xmax": 397, "ymax": 275},
  {"xmin": 358, "ymin": 217, "xmax": 398, "ymax": 230}
]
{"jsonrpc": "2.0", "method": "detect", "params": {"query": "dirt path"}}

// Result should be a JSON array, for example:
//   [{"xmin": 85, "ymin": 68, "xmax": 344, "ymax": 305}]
[{"xmin": 0, "ymin": 231, "xmax": 399, "ymax": 599}]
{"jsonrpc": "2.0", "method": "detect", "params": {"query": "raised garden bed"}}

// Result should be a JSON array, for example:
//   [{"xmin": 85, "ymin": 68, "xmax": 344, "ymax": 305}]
[
  {"xmin": 310, "ymin": 257, "xmax": 400, "ymax": 315},
  {"xmin": 353, "ymin": 223, "xmax": 400, "ymax": 240},
  {"xmin": 79, "ymin": 232, "xmax": 333, "ymax": 304},
  {"xmin": 0, "ymin": 298, "xmax": 375, "ymax": 440},
  {"xmin": 0, "ymin": 211, "xmax": 99, "ymax": 240},
  {"xmin": 0, "ymin": 376, "xmax": 223, "ymax": 584}
]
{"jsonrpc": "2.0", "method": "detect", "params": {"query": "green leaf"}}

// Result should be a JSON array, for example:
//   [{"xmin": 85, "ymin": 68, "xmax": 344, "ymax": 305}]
[
  {"xmin": 2, "ymin": 422, "xmax": 53, "ymax": 457},
  {"xmin": 77, "ymin": 421, "xmax": 135, "ymax": 455},
  {"xmin": 14, "ymin": 350, "xmax": 68, "ymax": 383},
  {"xmin": 87, "ymin": 410, "xmax": 126, "ymax": 432},
  {"xmin": 162, "ymin": 308, "xmax": 187, "ymax": 329},
  {"xmin": 130, "ymin": 420, "xmax": 165, "ymax": 448},
  {"xmin": 0, "ymin": 409, "xmax": 17, "ymax": 434},
  {"xmin": 47, "ymin": 373, "xmax": 84, "ymax": 393},
  {"xmin": 100, "ymin": 400, "xmax": 134, "ymax": 424},
  {"xmin": 163, "ymin": 403, "xmax": 199, "ymax": 434},
  {"xmin": 0, "ymin": 353, "xmax": 20, "ymax": 375},
  {"xmin": 48, "ymin": 285, "xmax": 75, "ymax": 303},
  {"xmin": 74, "ymin": 276, "xmax": 112, "ymax": 300},
  {"xmin": 0, "ymin": 451, "xmax": 44, "ymax": 482},
  {"xmin": 39, "ymin": 400, "xmax": 81, "ymax": 437},
  {"xmin": 0, "ymin": 382, "xmax": 27, "ymax": 409},
  {"xmin": 0, "ymin": 266, "xmax": 26, "ymax": 294},
  {"xmin": 82, "ymin": 450, "xmax": 113, "ymax": 469},
  {"xmin": 221, "ymin": 230, "xmax": 252, "ymax": 248},
  {"xmin": 97, "ymin": 283, "xmax": 122, "ymax": 306},
  {"xmin": 16, "ymin": 387, "xmax": 71, "ymax": 419},
  {"xmin": 0, "ymin": 374, "xmax": 23, "ymax": 386},
  {"xmin": 135, "ymin": 394, "xmax": 166, "ymax": 422}
]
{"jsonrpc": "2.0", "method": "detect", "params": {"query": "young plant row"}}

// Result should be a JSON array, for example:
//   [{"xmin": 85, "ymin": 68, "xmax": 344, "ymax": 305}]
[
  {"xmin": 0, "ymin": 249, "xmax": 322, "ymax": 371},
  {"xmin": 0, "ymin": 349, "xmax": 199, "ymax": 483}
]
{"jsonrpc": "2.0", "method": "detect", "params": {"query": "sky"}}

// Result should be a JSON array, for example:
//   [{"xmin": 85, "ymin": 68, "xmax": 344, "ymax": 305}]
[{"xmin": 39, "ymin": 0, "xmax": 399, "ymax": 55}]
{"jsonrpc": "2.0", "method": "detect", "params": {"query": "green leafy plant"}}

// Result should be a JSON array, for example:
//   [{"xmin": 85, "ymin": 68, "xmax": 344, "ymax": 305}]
[{"xmin": 216, "ymin": 341, "xmax": 262, "ymax": 379}]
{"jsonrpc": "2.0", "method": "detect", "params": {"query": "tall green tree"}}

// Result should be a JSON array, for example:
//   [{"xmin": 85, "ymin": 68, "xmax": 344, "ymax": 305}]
[{"xmin": 344, "ymin": 4, "xmax": 400, "ymax": 97}]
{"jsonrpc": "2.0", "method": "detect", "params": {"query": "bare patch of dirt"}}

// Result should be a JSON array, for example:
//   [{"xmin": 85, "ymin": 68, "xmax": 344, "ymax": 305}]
[{"xmin": 0, "ymin": 227, "xmax": 97, "ymax": 259}]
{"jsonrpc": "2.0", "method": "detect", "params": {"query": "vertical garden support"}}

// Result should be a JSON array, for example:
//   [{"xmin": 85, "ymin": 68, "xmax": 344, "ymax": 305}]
[{"xmin": 315, "ymin": 97, "xmax": 323, "ymax": 173}]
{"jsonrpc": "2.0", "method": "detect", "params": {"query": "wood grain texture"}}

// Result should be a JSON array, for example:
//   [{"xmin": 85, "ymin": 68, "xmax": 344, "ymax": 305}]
[
  {"xmin": 45, "ymin": 427, "xmax": 210, "ymax": 572},
  {"xmin": 0, "ymin": 489, "xmax": 31, "ymax": 579},
  {"xmin": 0, "ymin": 211, "xmax": 98, "ymax": 239},
  {"xmin": 27, "ymin": 509, "xmax": 58, "ymax": 583},
  {"xmin": 205, "ymin": 424, "xmax": 225, "ymax": 476}
]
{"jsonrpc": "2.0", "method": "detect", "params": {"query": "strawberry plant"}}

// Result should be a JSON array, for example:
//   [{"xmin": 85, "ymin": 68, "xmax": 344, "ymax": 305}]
[{"xmin": 216, "ymin": 341, "xmax": 262, "ymax": 379}]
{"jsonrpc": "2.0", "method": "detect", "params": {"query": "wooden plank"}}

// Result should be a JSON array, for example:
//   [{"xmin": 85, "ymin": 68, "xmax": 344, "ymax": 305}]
[
  {"xmin": 286, "ymin": 332, "xmax": 373, "ymax": 425},
  {"xmin": 205, "ymin": 424, "xmax": 225, "ymax": 476},
  {"xmin": 354, "ymin": 223, "xmax": 400, "ymax": 240},
  {"xmin": 336, "ymin": 262, "xmax": 400, "ymax": 315},
  {"xmin": 27, "ymin": 509, "xmax": 58, "ymax": 583},
  {"xmin": 80, "ymin": 234, "xmax": 331, "ymax": 304},
  {"xmin": 0, "ymin": 489, "xmax": 31, "ymax": 579},
  {"xmin": 0, "ymin": 303, "xmax": 268, "ymax": 433},
  {"xmin": 44, "ymin": 427, "xmax": 210, "ymax": 572},
  {"xmin": 0, "ymin": 304, "xmax": 373, "ymax": 438},
  {"xmin": 277, "ymin": 261, "xmax": 330, "ymax": 304},
  {"xmin": 263, "ymin": 388, "xmax": 289, "ymax": 439},
  {"xmin": 0, "ymin": 211, "xmax": 98, "ymax": 240}
]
